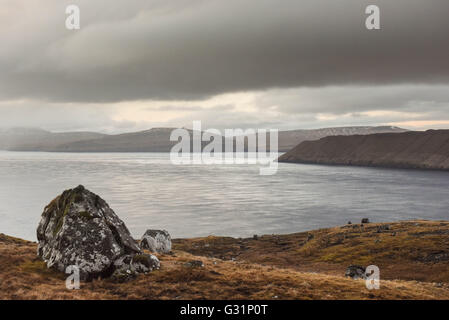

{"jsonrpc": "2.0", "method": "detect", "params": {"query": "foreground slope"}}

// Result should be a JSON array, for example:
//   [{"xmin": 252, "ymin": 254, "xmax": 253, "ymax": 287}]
[
  {"xmin": 1, "ymin": 220, "xmax": 449, "ymax": 299},
  {"xmin": 278, "ymin": 130, "xmax": 449, "ymax": 170}
]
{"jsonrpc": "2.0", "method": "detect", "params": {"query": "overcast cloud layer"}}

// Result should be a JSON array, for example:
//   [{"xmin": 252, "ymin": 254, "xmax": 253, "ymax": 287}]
[{"xmin": 0, "ymin": 0, "xmax": 449, "ymax": 131}]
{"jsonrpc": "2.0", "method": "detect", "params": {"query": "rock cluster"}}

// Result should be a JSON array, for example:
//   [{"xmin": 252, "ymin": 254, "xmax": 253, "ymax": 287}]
[{"xmin": 37, "ymin": 185, "xmax": 160, "ymax": 281}]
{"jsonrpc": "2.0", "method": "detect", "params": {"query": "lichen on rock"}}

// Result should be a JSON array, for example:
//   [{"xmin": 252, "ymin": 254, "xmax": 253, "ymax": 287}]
[
  {"xmin": 140, "ymin": 229, "xmax": 172, "ymax": 254},
  {"xmin": 36, "ymin": 185, "xmax": 159, "ymax": 281},
  {"xmin": 344, "ymin": 265, "xmax": 367, "ymax": 280}
]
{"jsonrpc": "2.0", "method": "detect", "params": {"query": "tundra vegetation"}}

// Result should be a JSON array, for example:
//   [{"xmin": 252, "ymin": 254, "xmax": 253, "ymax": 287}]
[{"xmin": 1, "ymin": 220, "xmax": 449, "ymax": 299}]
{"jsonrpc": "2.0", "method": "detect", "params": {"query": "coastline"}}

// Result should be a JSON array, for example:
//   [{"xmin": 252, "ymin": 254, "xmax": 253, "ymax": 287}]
[{"xmin": 278, "ymin": 158, "xmax": 449, "ymax": 173}]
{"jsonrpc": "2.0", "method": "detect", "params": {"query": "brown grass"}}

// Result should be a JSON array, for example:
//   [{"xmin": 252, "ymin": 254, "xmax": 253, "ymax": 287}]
[
  {"xmin": 174, "ymin": 220, "xmax": 449, "ymax": 283},
  {"xmin": 1, "ymin": 220, "xmax": 449, "ymax": 300}
]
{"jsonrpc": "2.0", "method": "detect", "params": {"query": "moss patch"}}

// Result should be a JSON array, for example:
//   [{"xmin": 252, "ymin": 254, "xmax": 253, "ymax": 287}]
[
  {"xmin": 132, "ymin": 254, "xmax": 156, "ymax": 269},
  {"xmin": 19, "ymin": 260, "xmax": 64, "ymax": 279},
  {"xmin": 79, "ymin": 211, "xmax": 94, "ymax": 220},
  {"xmin": 132, "ymin": 254, "xmax": 149, "ymax": 265},
  {"xmin": 51, "ymin": 187, "xmax": 86, "ymax": 236}
]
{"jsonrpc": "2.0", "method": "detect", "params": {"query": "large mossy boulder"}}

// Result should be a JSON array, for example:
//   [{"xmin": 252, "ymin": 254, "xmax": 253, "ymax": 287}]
[{"xmin": 37, "ymin": 185, "xmax": 159, "ymax": 281}]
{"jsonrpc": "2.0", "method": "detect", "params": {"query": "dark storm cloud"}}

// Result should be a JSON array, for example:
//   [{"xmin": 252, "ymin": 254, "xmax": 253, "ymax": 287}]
[{"xmin": 1, "ymin": 0, "xmax": 448, "ymax": 103}]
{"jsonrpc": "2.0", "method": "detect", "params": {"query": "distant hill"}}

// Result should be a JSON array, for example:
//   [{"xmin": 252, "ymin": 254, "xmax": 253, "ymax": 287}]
[
  {"xmin": 0, "ymin": 126, "xmax": 407, "ymax": 153},
  {"xmin": 45, "ymin": 128, "xmax": 198, "ymax": 152},
  {"xmin": 278, "ymin": 130, "xmax": 449, "ymax": 171},
  {"xmin": 276, "ymin": 126, "xmax": 407, "ymax": 151},
  {"xmin": 0, "ymin": 128, "xmax": 107, "ymax": 151}
]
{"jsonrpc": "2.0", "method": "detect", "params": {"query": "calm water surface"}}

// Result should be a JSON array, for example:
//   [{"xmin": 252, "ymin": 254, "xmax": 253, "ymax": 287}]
[{"xmin": 1, "ymin": 151, "xmax": 448, "ymax": 241}]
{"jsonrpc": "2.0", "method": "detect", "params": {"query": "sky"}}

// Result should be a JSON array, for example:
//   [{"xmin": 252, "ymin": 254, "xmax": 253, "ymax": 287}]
[{"xmin": 1, "ymin": 0, "xmax": 449, "ymax": 133}]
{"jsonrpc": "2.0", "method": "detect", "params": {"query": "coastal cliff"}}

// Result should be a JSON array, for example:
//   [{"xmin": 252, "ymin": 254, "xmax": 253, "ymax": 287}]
[{"xmin": 278, "ymin": 130, "xmax": 449, "ymax": 170}]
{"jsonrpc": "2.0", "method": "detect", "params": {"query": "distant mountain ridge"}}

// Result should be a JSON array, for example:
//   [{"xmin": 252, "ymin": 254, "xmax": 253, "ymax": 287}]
[
  {"xmin": 0, "ymin": 128, "xmax": 107, "ymax": 151},
  {"xmin": 46, "ymin": 128, "xmax": 188, "ymax": 152},
  {"xmin": 0, "ymin": 126, "xmax": 407, "ymax": 152},
  {"xmin": 278, "ymin": 129, "xmax": 449, "ymax": 171},
  {"xmin": 276, "ymin": 126, "xmax": 407, "ymax": 151}
]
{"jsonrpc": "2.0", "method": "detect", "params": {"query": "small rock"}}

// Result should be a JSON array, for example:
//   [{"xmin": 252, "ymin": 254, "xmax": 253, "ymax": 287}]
[
  {"xmin": 420, "ymin": 252, "xmax": 449, "ymax": 263},
  {"xmin": 209, "ymin": 270, "xmax": 222, "ymax": 276},
  {"xmin": 131, "ymin": 253, "xmax": 160, "ymax": 273},
  {"xmin": 140, "ymin": 229, "xmax": 172, "ymax": 254},
  {"xmin": 111, "ymin": 255, "xmax": 136, "ymax": 282},
  {"xmin": 376, "ymin": 224, "xmax": 390, "ymax": 233},
  {"xmin": 183, "ymin": 260, "xmax": 204, "ymax": 268},
  {"xmin": 345, "ymin": 265, "xmax": 367, "ymax": 280},
  {"xmin": 110, "ymin": 268, "xmax": 136, "ymax": 283},
  {"xmin": 361, "ymin": 218, "xmax": 370, "ymax": 224}
]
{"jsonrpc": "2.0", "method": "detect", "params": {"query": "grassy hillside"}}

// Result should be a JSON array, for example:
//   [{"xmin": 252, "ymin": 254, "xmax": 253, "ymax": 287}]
[{"xmin": 1, "ymin": 220, "xmax": 449, "ymax": 299}]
